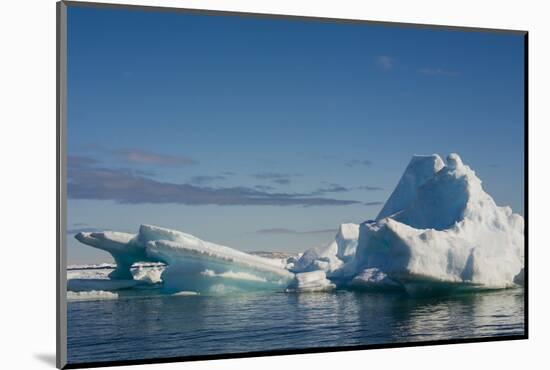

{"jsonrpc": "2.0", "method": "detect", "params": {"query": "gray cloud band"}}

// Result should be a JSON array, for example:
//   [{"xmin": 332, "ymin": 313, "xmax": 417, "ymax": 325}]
[{"xmin": 67, "ymin": 156, "xmax": 360, "ymax": 207}]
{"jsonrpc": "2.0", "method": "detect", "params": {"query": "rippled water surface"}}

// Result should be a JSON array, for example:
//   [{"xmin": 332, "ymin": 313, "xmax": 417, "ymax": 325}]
[{"xmin": 67, "ymin": 289, "xmax": 525, "ymax": 365}]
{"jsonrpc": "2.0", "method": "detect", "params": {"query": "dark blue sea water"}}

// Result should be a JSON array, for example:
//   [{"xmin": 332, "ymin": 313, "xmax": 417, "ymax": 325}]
[{"xmin": 67, "ymin": 289, "xmax": 525, "ymax": 365}]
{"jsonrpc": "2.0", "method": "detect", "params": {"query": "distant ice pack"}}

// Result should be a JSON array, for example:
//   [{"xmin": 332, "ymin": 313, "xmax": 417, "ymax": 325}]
[{"xmin": 73, "ymin": 153, "xmax": 524, "ymax": 296}]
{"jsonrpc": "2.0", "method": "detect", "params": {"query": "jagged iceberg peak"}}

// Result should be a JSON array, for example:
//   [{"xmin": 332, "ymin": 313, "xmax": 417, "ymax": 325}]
[
  {"xmin": 376, "ymin": 154, "xmax": 445, "ymax": 221},
  {"xmin": 391, "ymin": 153, "xmax": 512, "ymax": 231},
  {"xmin": 355, "ymin": 153, "xmax": 524, "ymax": 292},
  {"xmin": 446, "ymin": 152, "xmax": 463, "ymax": 169}
]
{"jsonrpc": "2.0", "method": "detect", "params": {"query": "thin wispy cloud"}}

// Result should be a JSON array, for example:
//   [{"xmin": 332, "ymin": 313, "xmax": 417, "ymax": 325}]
[
  {"xmin": 253, "ymin": 172, "xmax": 300, "ymax": 186},
  {"xmin": 313, "ymin": 184, "xmax": 350, "ymax": 195},
  {"xmin": 418, "ymin": 67, "xmax": 457, "ymax": 77},
  {"xmin": 253, "ymin": 172, "xmax": 300, "ymax": 180},
  {"xmin": 346, "ymin": 159, "xmax": 373, "ymax": 167},
  {"xmin": 255, "ymin": 184, "xmax": 275, "ymax": 191},
  {"xmin": 376, "ymin": 56, "xmax": 395, "ymax": 70},
  {"xmin": 358, "ymin": 185, "xmax": 383, "ymax": 191},
  {"xmin": 273, "ymin": 178, "xmax": 291, "ymax": 185},
  {"xmin": 114, "ymin": 148, "xmax": 197, "ymax": 167},
  {"xmin": 67, "ymin": 156, "xmax": 360, "ymax": 207},
  {"xmin": 256, "ymin": 228, "xmax": 338, "ymax": 235},
  {"xmin": 314, "ymin": 184, "xmax": 383, "ymax": 194},
  {"xmin": 374, "ymin": 55, "xmax": 456, "ymax": 77},
  {"xmin": 188, "ymin": 175, "xmax": 227, "ymax": 185},
  {"xmin": 71, "ymin": 222, "xmax": 89, "ymax": 227},
  {"xmin": 364, "ymin": 201, "xmax": 384, "ymax": 206},
  {"xmin": 68, "ymin": 155, "xmax": 100, "ymax": 168}
]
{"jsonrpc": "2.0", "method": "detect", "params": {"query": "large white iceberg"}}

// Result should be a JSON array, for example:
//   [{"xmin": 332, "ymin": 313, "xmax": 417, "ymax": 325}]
[
  {"xmin": 353, "ymin": 154, "xmax": 524, "ymax": 293},
  {"xmin": 73, "ymin": 153, "xmax": 524, "ymax": 296}
]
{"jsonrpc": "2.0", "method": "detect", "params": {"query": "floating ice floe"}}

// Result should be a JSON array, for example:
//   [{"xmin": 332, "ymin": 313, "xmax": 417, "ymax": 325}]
[
  {"xmin": 66, "ymin": 290, "xmax": 119, "ymax": 301},
  {"xmin": 73, "ymin": 153, "xmax": 524, "ymax": 295},
  {"xmin": 67, "ymin": 261, "xmax": 165, "ymax": 292},
  {"xmin": 285, "ymin": 271, "xmax": 336, "ymax": 292},
  {"xmin": 75, "ymin": 224, "xmax": 294, "ymax": 294}
]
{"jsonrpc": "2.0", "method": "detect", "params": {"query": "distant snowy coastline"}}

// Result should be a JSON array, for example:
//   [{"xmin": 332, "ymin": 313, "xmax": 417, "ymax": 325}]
[
  {"xmin": 70, "ymin": 153, "xmax": 524, "ymax": 298},
  {"xmin": 67, "ymin": 262, "xmax": 165, "ymax": 270}
]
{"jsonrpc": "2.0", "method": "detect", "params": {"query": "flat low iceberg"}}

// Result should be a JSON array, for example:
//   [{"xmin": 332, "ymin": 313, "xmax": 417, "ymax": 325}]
[
  {"xmin": 76, "ymin": 225, "xmax": 294, "ymax": 294},
  {"xmin": 73, "ymin": 153, "xmax": 524, "ymax": 296},
  {"xmin": 145, "ymin": 225, "xmax": 294, "ymax": 293}
]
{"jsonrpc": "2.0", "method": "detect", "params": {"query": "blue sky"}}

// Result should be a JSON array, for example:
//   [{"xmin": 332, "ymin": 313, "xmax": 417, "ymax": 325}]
[{"xmin": 66, "ymin": 5, "xmax": 525, "ymax": 264}]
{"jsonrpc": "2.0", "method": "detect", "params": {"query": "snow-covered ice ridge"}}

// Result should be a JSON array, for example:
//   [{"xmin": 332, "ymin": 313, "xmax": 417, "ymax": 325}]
[{"xmin": 74, "ymin": 153, "xmax": 524, "ymax": 295}]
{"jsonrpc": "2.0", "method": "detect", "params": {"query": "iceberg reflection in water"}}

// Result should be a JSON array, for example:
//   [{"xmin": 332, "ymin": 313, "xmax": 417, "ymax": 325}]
[{"xmin": 67, "ymin": 289, "xmax": 524, "ymax": 364}]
